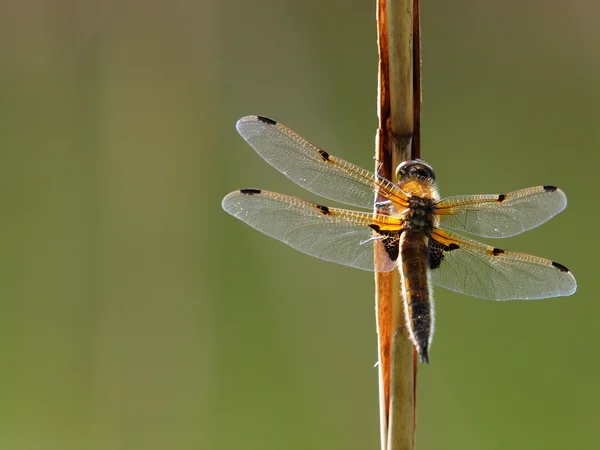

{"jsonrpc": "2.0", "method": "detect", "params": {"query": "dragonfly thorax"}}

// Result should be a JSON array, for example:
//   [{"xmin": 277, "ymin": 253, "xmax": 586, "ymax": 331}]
[{"xmin": 402, "ymin": 195, "xmax": 437, "ymax": 235}]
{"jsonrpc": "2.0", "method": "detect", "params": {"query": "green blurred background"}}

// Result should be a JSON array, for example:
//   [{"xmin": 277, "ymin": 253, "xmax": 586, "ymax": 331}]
[{"xmin": 1, "ymin": 1, "xmax": 598, "ymax": 449}]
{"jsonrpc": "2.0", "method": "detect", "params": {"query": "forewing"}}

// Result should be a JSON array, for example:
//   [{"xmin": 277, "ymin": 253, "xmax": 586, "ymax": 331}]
[
  {"xmin": 436, "ymin": 186, "xmax": 567, "ymax": 238},
  {"xmin": 429, "ymin": 229, "xmax": 577, "ymax": 300},
  {"xmin": 236, "ymin": 116, "xmax": 408, "ymax": 209},
  {"xmin": 222, "ymin": 189, "xmax": 402, "ymax": 272}
]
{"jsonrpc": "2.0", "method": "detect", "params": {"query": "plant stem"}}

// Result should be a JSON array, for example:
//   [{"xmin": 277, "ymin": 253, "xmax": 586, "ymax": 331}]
[{"xmin": 374, "ymin": 1, "xmax": 421, "ymax": 449}]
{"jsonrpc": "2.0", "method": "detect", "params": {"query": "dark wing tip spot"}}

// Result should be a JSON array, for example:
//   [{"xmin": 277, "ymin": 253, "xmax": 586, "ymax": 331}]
[
  {"xmin": 256, "ymin": 116, "xmax": 277, "ymax": 125},
  {"xmin": 448, "ymin": 243, "xmax": 460, "ymax": 251},
  {"xmin": 315, "ymin": 204, "xmax": 330, "ymax": 215},
  {"xmin": 240, "ymin": 188, "xmax": 261, "ymax": 195},
  {"xmin": 497, "ymin": 194, "xmax": 506, "ymax": 202},
  {"xmin": 543, "ymin": 185, "xmax": 558, "ymax": 192},
  {"xmin": 317, "ymin": 149, "xmax": 330, "ymax": 161},
  {"xmin": 369, "ymin": 224, "xmax": 381, "ymax": 232},
  {"xmin": 492, "ymin": 247, "xmax": 505, "ymax": 256},
  {"xmin": 552, "ymin": 261, "xmax": 570, "ymax": 273}
]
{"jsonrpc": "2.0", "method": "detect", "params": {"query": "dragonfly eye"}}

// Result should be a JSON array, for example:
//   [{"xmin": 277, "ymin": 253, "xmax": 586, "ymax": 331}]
[{"xmin": 395, "ymin": 159, "xmax": 436, "ymax": 182}]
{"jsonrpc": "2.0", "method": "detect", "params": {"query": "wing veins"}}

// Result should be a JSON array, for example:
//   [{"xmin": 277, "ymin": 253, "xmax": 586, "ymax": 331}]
[
  {"xmin": 435, "ymin": 186, "xmax": 567, "ymax": 238},
  {"xmin": 222, "ymin": 189, "xmax": 402, "ymax": 272},
  {"xmin": 236, "ymin": 116, "xmax": 408, "ymax": 209},
  {"xmin": 430, "ymin": 229, "xmax": 576, "ymax": 300}
]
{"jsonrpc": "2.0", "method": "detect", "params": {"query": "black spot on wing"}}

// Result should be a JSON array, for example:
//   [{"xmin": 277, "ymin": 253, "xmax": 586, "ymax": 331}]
[
  {"xmin": 497, "ymin": 194, "xmax": 506, "ymax": 202},
  {"xmin": 315, "ymin": 204, "xmax": 330, "ymax": 215},
  {"xmin": 428, "ymin": 239, "xmax": 459, "ymax": 269},
  {"xmin": 543, "ymin": 185, "xmax": 558, "ymax": 192},
  {"xmin": 428, "ymin": 240, "xmax": 444, "ymax": 269},
  {"xmin": 383, "ymin": 235, "xmax": 400, "ymax": 262},
  {"xmin": 240, "ymin": 188, "xmax": 261, "ymax": 195},
  {"xmin": 492, "ymin": 247, "xmax": 505, "ymax": 256},
  {"xmin": 317, "ymin": 149, "xmax": 330, "ymax": 161},
  {"xmin": 552, "ymin": 261, "xmax": 570, "ymax": 273},
  {"xmin": 369, "ymin": 225, "xmax": 399, "ymax": 262},
  {"xmin": 256, "ymin": 116, "xmax": 277, "ymax": 125},
  {"xmin": 382, "ymin": 234, "xmax": 399, "ymax": 262}
]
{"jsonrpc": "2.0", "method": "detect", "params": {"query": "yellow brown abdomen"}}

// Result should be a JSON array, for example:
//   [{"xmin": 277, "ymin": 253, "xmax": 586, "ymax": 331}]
[{"xmin": 399, "ymin": 232, "xmax": 433, "ymax": 363}]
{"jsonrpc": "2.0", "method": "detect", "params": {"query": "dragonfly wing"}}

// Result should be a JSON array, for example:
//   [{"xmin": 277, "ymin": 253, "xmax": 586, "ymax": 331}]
[
  {"xmin": 436, "ymin": 186, "xmax": 567, "ymax": 238},
  {"xmin": 222, "ymin": 189, "xmax": 402, "ymax": 272},
  {"xmin": 429, "ymin": 229, "xmax": 577, "ymax": 300},
  {"xmin": 236, "ymin": 116, "xmax": 408, "ymax": 209}
]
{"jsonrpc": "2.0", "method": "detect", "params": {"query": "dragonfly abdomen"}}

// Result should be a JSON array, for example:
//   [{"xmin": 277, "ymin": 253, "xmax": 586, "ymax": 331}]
[{"xmin": 399, "ymin": 232, "xmax": 434, "ymax": 364}]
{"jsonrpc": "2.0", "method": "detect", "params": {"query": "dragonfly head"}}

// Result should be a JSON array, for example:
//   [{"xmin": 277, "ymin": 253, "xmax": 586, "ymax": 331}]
[{"xmin": 395, "ymin": 159, "xmax": 436, "ymax": 183}]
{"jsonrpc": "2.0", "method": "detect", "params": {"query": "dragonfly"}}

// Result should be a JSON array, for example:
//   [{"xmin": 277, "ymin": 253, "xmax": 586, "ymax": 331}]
[{"xmin": 222, "ymin": 115, "xmax": 577, "ymax": 363}]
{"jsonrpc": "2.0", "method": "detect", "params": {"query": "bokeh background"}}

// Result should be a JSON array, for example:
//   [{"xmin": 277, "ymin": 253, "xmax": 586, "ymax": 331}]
[{"xmin": 1, "ymin": 1, "xmax": 598, "ymax": 449}]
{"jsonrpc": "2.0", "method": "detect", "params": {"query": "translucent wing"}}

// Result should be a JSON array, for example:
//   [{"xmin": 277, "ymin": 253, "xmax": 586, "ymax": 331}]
[
  {"xmin": 235, "ymin": 116, "xmax": 408, "ymax": 209},
  {"xmin": 222, "ymin": 189, "xmax": 403, "ymax": 272},
  {"xmin": 436, "ymin": 186, "xmax": 567, "ymax": 238},
  {"xmin": 429, "ymin": 229, "xmax": 577, "ymax": 300}
]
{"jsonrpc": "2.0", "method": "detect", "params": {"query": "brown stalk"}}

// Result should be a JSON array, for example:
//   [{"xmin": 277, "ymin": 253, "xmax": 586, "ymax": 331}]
[{"xmin": 374, "ymin": 1, "xmax": 421, "ymax": 449}]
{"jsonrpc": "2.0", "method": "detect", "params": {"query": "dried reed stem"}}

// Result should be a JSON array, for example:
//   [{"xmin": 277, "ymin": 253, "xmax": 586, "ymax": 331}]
[{"xmin": 374, "ymin": 1, "xmax": 422, "ymax": 449}]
